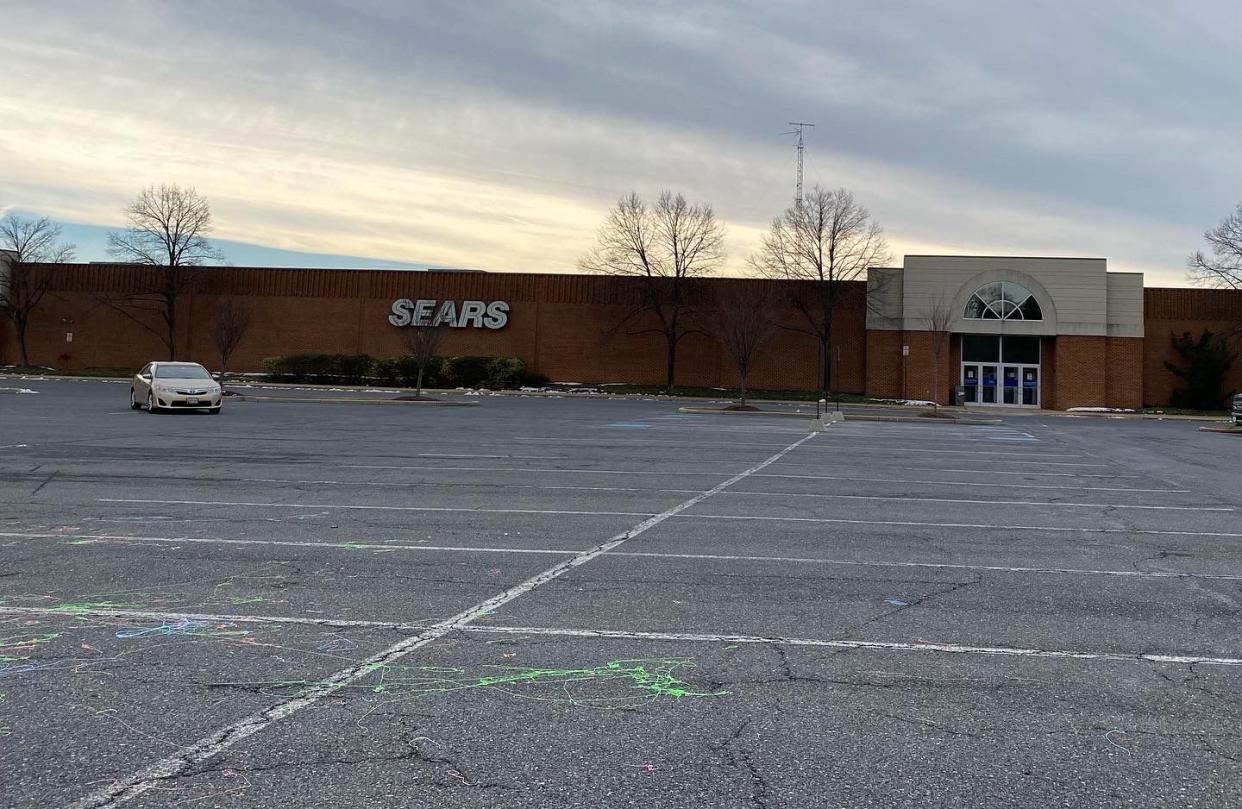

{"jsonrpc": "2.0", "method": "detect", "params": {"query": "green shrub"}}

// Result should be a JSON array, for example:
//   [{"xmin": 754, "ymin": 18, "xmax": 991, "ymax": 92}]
[
  {"xmin": 519, "ymin": 369, "xmax": 551, "ymax": 388},
  {"xmin": 331, "ymin": 354, "xmax": 374, "ymax": 384},
  {"xmin": 442, "ymin": 355, "xmax": 526, "ymax": 389},
  {"xmin": 1165, "ymin": 331, "xmax": 1237, "ymax": 410},
  {"xmin": 394, "ymin": 355, "xmax": 446, "ymax": 388},
  {"xmin": 262, "ymin": 353, "xmax": 373, "ymax": 383},
  {"xmin": 261, "ymin": 352, "xmax": 532, "ymax": 389}
]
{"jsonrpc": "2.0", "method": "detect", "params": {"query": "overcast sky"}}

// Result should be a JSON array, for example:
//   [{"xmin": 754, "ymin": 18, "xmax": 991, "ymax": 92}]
[{"xmin": 2, "ymin": 1, "xmax": 1239, "ymax": 285}]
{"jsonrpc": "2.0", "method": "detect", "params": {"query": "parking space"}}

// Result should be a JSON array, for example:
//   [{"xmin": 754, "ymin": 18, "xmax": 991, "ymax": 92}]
[{"xmin": 2, "ymin": 379, "xmax": 1241, "ymax": 807}]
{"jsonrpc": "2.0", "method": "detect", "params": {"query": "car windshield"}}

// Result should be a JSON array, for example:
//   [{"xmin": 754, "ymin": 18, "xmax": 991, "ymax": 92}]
[{"xmin": 154, "ymin": 365, "xmax": 212, "ymax": 380}]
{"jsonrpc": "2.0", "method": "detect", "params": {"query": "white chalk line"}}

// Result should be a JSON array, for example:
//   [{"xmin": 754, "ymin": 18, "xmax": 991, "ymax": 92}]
[
  {"xmin": 462, "ymin": 626, "xmax": 1242, "ymax": 668},
  {"xmin": 67, "ymin": 432, "xmax": 818, "ymax": 808},
  {"xmin": 9, "ymin": 607, "xmax": 1239, "ymax": 666},
  {"xmin": 8, "ymin": 531, "xmax": 1239, "ymax": 581}
]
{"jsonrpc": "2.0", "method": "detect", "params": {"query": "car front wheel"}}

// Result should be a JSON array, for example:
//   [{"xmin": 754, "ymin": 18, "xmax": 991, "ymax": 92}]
[
  {"xmin": 146, "ymin": 392, "xmax": 159, "ymax": 414},
  {"xmin": 130, "ymin": 389, "xmax": 141, "ymax": 410},
  {"xmin": 208, "ymin": 406, "xmax": 221, "ymax": 415}
]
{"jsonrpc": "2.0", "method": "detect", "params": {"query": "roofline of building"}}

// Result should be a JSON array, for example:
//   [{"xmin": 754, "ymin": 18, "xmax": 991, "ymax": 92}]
[{"xmin": 903, "ymin": 254, "xmax": 1109, "ymax": 261}]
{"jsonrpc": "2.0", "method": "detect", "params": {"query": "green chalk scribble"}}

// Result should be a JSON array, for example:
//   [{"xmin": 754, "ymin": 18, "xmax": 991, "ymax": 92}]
[
  {"xmin": 211, "ymin": 658, "xmax": 726, "ymax": 709},
  {"xmin": 49, "ymin": 601, "xmax": 137, "ymax": 613},
  {"xmin": 0, "ymin": 632, "xmax": 61, "ymax": 650}
]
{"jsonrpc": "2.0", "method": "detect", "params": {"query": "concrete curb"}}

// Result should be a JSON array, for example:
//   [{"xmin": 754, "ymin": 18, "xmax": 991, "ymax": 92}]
[
  {"xmin": 677, "ymin": 407, "xmax": 818, "ymax": 418},
  {"xmin": 231, "ymin": 395, "xmax": 480, "ymax": 407},
  {"xmin": 844, "ymin": 414, "xmax": 1003, "ymax": 426},
  {"xmin": 678, "ymin": 406, "xmax": 1002, "ymax": 426}
]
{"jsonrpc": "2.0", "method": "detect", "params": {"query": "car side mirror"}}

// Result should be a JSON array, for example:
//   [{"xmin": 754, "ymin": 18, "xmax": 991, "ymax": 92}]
[{"xmin": 138, "ymin": 374, "xmax": 150, "ymax": 381}]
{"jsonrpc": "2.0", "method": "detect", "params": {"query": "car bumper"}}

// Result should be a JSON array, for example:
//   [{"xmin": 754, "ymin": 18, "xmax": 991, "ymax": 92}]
[{"xmin": 154, "ymin": 393, "xmax": 222, "ymax": 409}]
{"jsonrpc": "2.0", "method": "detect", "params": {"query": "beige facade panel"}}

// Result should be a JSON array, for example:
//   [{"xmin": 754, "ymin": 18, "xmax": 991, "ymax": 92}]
[
  {"xmin": 865, "ymin": 267, "xmax": 904, "ymax": 330},
  {"xmin": 899, "ymin": 256, "xmax": 1115, "ymax": 336},
  {"xmin": 1106, "ymin": 272, "xmax": 1145, "ymax": 337}
]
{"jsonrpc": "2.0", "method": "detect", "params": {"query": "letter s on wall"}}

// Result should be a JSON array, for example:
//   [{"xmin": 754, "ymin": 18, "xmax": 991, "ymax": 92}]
[
  {"xmin": 483, "ymin": 301, "xmax": 509, "ymax": 329},
  {"xmin": 388, "ymin": 298, "xmax": 414, "ymax": 327}
]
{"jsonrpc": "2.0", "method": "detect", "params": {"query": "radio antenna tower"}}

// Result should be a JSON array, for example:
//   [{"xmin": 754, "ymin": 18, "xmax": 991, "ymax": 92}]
[{"xmin": 781, "ymin": 121, "xmax": 814, "ymax": 210}]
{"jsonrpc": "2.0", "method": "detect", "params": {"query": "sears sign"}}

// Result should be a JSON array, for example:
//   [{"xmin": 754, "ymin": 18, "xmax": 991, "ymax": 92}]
[{"xmin": 387, "ymin": 298, "xmax": 509, "ymax": 330}]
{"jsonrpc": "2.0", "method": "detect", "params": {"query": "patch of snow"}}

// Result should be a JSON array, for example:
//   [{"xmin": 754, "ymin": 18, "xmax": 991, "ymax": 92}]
[
  {"xmin": 875, "ymin": 398, "xmax": 937, "ymax": 407},
  {"xmin": 0, "ymin": 387, "xmax": 39, "ymax": 394},
  {"xmin": 1067, "ymin": 407, "xmax": 1136, "ymax": 413}
]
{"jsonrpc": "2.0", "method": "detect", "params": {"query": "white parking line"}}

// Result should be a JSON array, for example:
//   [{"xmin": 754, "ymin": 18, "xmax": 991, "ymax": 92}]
[
  {"xmin": 92, "ymin": 494, "xmax": 1225, "ymax": 518},
  {"xmin": 769, "ymin": 464, "xmax": 1142, "ymax": 479},
  {"xmin": 808, "ymin": 444, "xmax": 1082, "ymax": 458},
  {"xmin": 755, "ymin": 471, "xmax": 1179, "ymax": 492},
  {"xmin": 6, "ymin": 607, "xmax": 1237, "ymax": 669},
  {"xmin": 685, "ymin": 514, "xmax": 1242, "ymax": 538},
  {"xmin": 721, "ymin": 491, "xmax": 1227, "ymax": 511},
  {"xmin": 241, "ymin": 478, "xmax": 699, "ymax": 495},
  {"xmin": 6, "ymin": 531, "xmax": 1237, "ymax": 581},
  {"xmin": 0, "ymin": 532, "xmax": 577, "ymax": 556},
  {"xmin": 96, "ymin": 499, "xmax": 657, "ymax": 518},
  {"xmin": 609, "ymin": 551, "xmax": 1242, "ymax": 580},
  {"xmin": 67, "ymin": 432, "xmax": 818, "ymax": 809},
  {"xmin": 250, "ymin": 474, "xmax": 1181, "ymax": 495},
  {"xmin": 341, "ymin": 464, "xmax": 727, "ymax": 476},
  {"xmin": 464, "ymin": 625, "xmax": 1242, "ymax": 667}
]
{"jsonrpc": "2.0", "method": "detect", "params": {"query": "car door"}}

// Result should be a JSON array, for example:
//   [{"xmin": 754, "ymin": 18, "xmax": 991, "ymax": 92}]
[{"xmin": 135, "ymin": 364, "xmax": 153, "ymax": 398}]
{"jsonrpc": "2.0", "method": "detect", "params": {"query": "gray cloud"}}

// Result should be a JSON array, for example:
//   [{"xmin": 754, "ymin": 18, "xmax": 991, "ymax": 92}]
[{"xmin": 1, "ymin": 0, "xmax": 1238, "ymax": 283}]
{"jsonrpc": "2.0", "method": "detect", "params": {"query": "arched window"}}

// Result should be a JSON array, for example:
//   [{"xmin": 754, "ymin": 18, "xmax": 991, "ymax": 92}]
[{"xmin": 963, "ymin": 282, "xmax": 1043, "ymax": 321}]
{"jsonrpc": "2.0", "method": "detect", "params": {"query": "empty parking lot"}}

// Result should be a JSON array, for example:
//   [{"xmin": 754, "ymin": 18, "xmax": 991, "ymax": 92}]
[{"xmin": 2, "ymin": 379, "xmax": 1240, "ymax": 807}]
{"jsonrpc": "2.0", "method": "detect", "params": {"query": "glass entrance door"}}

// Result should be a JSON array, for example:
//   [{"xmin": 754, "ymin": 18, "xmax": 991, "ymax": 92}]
[
  {"xmin": 961, "ymin": 336, "xmax": 1040, "ymax": 407},
  {"xmin": 968, "ymin": 363, "xmax": 1037, "ymax": 406}
]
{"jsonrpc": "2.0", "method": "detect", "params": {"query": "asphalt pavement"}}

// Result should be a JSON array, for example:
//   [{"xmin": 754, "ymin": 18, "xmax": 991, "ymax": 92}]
[{"xmin": 1, "ymin": 378, "xmax": 1240, "ymax": 807}]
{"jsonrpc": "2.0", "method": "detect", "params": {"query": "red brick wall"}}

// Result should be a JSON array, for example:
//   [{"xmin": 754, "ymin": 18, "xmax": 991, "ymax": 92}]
[
  {"xmin": 1053, "ymin": 335, "xmax": 1107, "ymax": 408},
  {"xmin": 2, "ymin": 264, "xmax": 869, "ymax": 393},
  {"xmin": 865, "ymin": 330, "xmax": 902, "ymax": 398},
  {"xmin": 1143, "ymin": 288, "xmax": 1242, "ymax": 406},
  {"xmin": 1105, "ymin": 337, "xmax": 1144, "ymax": 409}
]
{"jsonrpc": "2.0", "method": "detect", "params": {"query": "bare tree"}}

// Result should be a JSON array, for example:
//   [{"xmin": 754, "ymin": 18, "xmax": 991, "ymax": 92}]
[
  {"xmin": 398, "ymin": 322, "xmax": 448, "ymax": 398},
  {"xmin": 750, "ymin": 186, "xmax": 891, "ymax": 396},
  {"xmin": 1190, "ymin": 202, "xmax": 1242, "ymax": 339},
  {"xmin": 921, "ymin": 296, "xmax": 954, "ymax": 407},
  {"xmin": 1190, "ymin": 202, "xmax": 1242, "ymax": 291},
  {"xmin": 209, "ymin": 297, "xmax": 253, "ymax": 385},
  {"xmin": 102, "ymin": 184, "xmax": 223, "ymax": 359},
  {"xmin": 580, "ymin": 191, "xmax": 724, "ymax": 392},
  {"xmin": 712, "ymin": 283, "xmax": 779, "ymax": 408},
  {"xmin": 0, "ymin": 214, "xmax": 75, "ymax": 367}
]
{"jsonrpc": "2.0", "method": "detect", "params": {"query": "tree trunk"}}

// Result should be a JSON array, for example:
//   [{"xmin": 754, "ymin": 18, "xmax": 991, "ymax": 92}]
[
  {"xmin": 16, "ymin": 326, "xmax": 30, "ymax": 367},
  {"xmin": 167, "ymin": 294, "xmax": 178, "ymax": 360},
  {"xmin": 665, "ymin": 335, "xmax": 677, "ymax": 394},
  {"xmin": 820, "ymin": 334, "xmax": 832, "ymax": 397},
  {"xmin": 739, "ymin": 373, "xmax": 748, "ymax": 407},
  {"xmin": 416, "ymin": 364, "xmax": 425, "ymax": 398}
]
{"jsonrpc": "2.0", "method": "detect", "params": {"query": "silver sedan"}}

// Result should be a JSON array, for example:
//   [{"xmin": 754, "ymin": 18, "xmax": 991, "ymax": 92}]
[{"xmin": 130, "ymin": 362, "xmax": 223, "ymax": 414}]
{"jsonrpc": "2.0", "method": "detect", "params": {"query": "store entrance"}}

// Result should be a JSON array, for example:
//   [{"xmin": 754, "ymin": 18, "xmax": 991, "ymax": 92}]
[{"xmin": 960, "ymin": 336, "xmax": 1040, "ymax": 407}]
